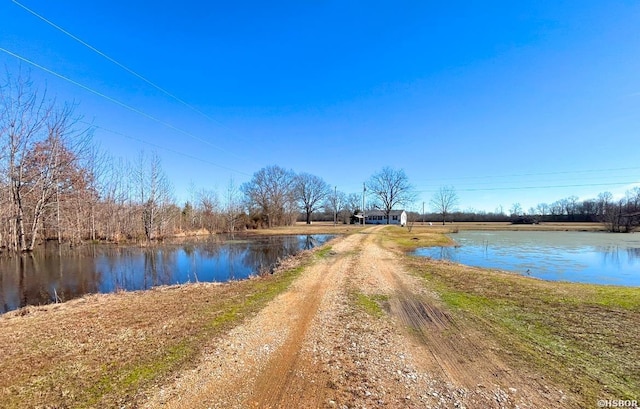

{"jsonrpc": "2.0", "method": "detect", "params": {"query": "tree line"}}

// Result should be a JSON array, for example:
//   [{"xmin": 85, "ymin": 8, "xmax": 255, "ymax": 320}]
[
  {"xmin": 422, "ymin": 188, "xmax": 640, "ymax": 232},
  {"xmin": 507, "ymin": 191, "xmax": 640, "ymax": 232}
]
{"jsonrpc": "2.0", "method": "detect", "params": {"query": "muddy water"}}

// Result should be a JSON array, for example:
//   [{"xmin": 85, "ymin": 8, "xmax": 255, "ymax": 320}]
[
  {"xmin": 0, "ymin": 234, "xmax": 333, "ymax": 314},
  {"xmin": 414, "ymin": 231, "xmax": 640, "ymax": 286}
]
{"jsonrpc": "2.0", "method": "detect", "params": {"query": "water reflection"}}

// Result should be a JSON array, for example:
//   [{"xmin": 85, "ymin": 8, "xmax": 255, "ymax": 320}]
[
  {"xmin": 0, "ymin": 234, "xmax": 333, "ymax": 314},
  {"xmin": 414, "ymin": 231, "xmax": 640, "ymax": 286}
]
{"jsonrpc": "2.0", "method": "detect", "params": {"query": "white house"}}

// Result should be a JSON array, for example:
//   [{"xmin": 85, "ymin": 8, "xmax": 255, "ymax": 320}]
[{"xmin": 364, "ymin": 210, "xmax": 407, "ymax": 226}]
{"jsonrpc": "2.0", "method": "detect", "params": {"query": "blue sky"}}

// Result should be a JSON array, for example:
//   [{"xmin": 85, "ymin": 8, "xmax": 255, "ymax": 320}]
[{"xmin": 1, "ymin": 1, "xmax": 639, "ymax": 213}]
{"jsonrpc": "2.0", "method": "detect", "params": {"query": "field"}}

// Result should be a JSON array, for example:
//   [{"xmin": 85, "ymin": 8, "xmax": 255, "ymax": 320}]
[{"xmin": 249, "ymin": 220, "xmax": 608, "ymax": 235}]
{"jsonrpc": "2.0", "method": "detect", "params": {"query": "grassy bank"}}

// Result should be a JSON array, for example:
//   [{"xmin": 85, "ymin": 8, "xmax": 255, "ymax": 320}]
[
  {"xmin": 0, "ymin": 244, "xmax": 334, "ymax": 408},
  {"xmin": 382, "ymin": 226, "xmax": 640, "ymax": 405}
]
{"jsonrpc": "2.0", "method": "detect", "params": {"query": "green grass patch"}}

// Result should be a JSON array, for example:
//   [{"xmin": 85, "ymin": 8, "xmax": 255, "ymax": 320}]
[
  {"xmin": 410, "ymin": 259, "xmax": 640, "ymax": 404},
  {"xmin": 377, "ymin": 225, "xmax": 454, "ymax": 251},
  {"xmin": 353, "ymin": 293, "xmax": 388, "ymax": 318},
  {"xmin": 314, "ymin": 245, "xmax": 334, "ymax": 259}
]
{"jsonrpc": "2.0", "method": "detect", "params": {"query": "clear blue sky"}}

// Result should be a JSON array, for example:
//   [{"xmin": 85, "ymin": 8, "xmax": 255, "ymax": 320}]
[{"xmin": 2, "ymin": 0, "xmax": 639, "ymax": 213}]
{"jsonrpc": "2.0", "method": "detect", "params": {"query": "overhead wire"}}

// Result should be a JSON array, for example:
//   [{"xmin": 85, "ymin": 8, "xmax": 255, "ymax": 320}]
[
  {"xmin": 415, "ymin": 181, "xmax": 639, "ymax": 194},
  {"xmin": 0, "ymin": 47, "xmax": 242, "ymax": 160},
  {"xmin": 411, "ymin": 166, "xmax": 639, "ymax": 194},
  {"xmin": 80, "ymin": 121, "xmax": 251, "ymax": 176},
  {"xmin": 413, "ymin": 166, "xmax": 640, "ymax": 183},
  {"xmin": 10, "ymin": 0, "xmax": 235, "ymax": 136}
]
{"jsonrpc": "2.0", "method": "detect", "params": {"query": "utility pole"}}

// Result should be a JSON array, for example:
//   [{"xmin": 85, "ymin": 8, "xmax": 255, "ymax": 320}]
[
  {"xmin": 422, "ymin": 201, "xmax": 425, "ymax": 225},
  {"xmin": 362, "ymin": 183, "xmax": 366, "ymax": 225},
  {"xmin": 334, "ymin": 186, "xmax": 337, "ymax": 226}
]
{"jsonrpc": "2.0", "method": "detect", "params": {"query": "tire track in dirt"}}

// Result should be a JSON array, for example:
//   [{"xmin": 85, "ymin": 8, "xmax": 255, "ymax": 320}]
[
  {"xmin": 246, "ymin": 243, "xmax": 355, "ymax": 408},
  {"xmin": 356, "ymin": 229, "xmax": 569, "ymax": 407},
  {"xmin": 142, "ymin": 231, "xmax": 364, "ymax": 409}
]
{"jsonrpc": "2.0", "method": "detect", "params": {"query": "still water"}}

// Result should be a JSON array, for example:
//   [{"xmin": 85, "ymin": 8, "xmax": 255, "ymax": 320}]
[
  {"xmin": 414, "ymin": 231, "xmax": 640, "ymax": 286},
  {"xmin": 0, "ymin": 234, "xmax": 333, "ymax": 314}
]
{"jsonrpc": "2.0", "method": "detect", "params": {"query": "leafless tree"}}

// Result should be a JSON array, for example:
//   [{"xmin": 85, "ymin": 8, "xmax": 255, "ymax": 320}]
[
  {"xmin": 0, "ymin": 70, "xmax": 50, "ymax": 250},
  {"xmin": 366, "ymin": 167, "xmax": 416, "ymax": 224},
  {"xmin": 0, "ymin": 70, "xmax": 92, "ymax": 250},
  {"xmin": 597, "ymin": 191, "xmax": 613, "ymax": 220},
  {"xmin": 197, "ymin": 188, "xmax": 220, "ymax": 233},
  {"xmin": 295, "ymin": 172, "xmax": 329, "ymax": 224},
  {"xmin": 134, "ymin": 151, "xmax": 173, "ymax": 241},
  {"xmin": 325, "ymin": 188, "xmax": 346, "ymax": 225},
  {"xmin": 430, "ymin": 185, "xmax": 459, "ymax": 225},
  {"xmin": 536, "ymin": 202, "xmax": 549, "ymax": 217},
  {"xmin": 241, "ymin": 165, "xmax": 296, "ymax": 228},
  {"xmin": 345, "ymin": 193, "xmax": 362, "ymax": 216},
  {"xmin": 223, "ymin": 177, "xmax": 244, "ymax": 232}
]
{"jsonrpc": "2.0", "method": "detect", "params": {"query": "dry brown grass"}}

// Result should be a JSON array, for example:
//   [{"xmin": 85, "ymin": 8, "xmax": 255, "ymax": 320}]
[
  {"xmin": 245, "ymin": 221, "xmax": 367, "ymax": 236},
  {"xmin": 0, "ymin": 247, "xmax": 324, "ymax": 408}
]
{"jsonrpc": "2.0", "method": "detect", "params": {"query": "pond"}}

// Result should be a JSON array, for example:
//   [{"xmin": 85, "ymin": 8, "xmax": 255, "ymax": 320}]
[
  {"xmin": 0, "ymin": 234, "xmax": 334, "ymax": 314},
  {"xmin": 414, "ymin": 231, "xmax": 640, "ymax": 286}
]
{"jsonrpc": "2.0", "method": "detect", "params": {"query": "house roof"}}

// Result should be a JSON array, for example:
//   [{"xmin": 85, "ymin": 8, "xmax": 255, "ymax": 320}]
[{"xmin": 365, "ymin": 209, "xmax": 406, "ymax": 217}]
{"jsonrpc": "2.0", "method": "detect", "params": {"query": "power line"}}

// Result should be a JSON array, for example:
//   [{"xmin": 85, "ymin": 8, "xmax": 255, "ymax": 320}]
[
  {"xmin": 414, "ymin": 174, "xmax": 640, "ymax": 190},
  {"xmin": 81, "ymin": 121, "xmax": 250, "ymax": 176},
  {"xmin": 413, "ymin": 166, "xmax": 640, "ymax": 183},
  {"xmin": 10, "ymin": 0, "xmax": 232, "ymax": 134},
  {"xmin": 0, "ymin": 47, "xmax": 241, "ymax": 159},
  {"xmin": 416, "ymin": 181, "xmax": 639, "ymax": 194}
]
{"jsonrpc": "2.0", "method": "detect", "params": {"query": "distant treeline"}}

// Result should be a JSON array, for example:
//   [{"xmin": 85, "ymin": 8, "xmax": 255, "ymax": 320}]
[{"xmin": 410, "ymin": 191, "xmax": 640, "ymax": 233}]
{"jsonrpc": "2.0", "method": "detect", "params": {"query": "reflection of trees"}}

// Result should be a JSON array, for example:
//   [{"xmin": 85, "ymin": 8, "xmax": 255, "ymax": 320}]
[
  {"xmin": 436, "ymin": 246, "xmax": 457, "ymax": 261},
  {"xmin": 0, "ymin": 254, "xmax": 45, "ymax": 312},
  {"xmin": 240, "ymin": 235, "xmax": 323, "ymax": 275},
  {"xmin": 241, "ymin": 236, "xmax": 291, "ymax": 274},
  {"xmin": 0, "ymin": 234, "xmax": 334, "ymax": 314},
  {"xmin": 599, "ymin": 245, "xmax": 622, "ymax": 268},
  {"xmin": 46, "ymin": 244, "xmax": 101, "ymax": 303},
  {"xmin": 0, "ymin": 243, "xmax": 104, "ymax": 313},
  {"xmin": 627, "ymin": 247, "xmax": 640, "ymax": 262},
  {"xmin": 0, "ymin": 264, "xmax": 7, "ymax": 313},
  {"xmin": 302, "ymin": 235, "xmax": 320, "ymax": 250}
]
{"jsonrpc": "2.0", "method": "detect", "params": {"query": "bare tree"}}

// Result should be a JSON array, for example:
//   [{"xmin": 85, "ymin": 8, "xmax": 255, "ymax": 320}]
[
  {"xmin": 0, "ymin": 70, "xmax": 92, "ymax": 250},
  {"xmin": 241, "ymin": 165, "xmax": 296, "ymax": 228},
  {"xmin": 134, "ymin": 151, "xmax": 173, "ymax": 241},
  {"xmin": 223, "ymin": 177, "xmax": 244, "ymax": 232},
  {"xmin": 0, "ymin": 70, "xmax": 50, "ymax": 250},
  {"xmin": 295, "ymin": 172, "xmax": 329, "ymax": 224},
  {"xmin": 536, "ymin": 202, "xmax": 549, "ymax": 218},
  {"xmin": 597, "ymin": 191, "xmax": 613, "ymax": 220},
  {"xmin": 197, "ymin": 188, "xmax": 220, "ymax": 233},
  {"xmin": 325, "ymin": 188, "xmax": 346, "ymax": 225},
  {"xmin": 430, "ymin": 185, "xmax": 459, "ymax": 225},
  {"xmin": 345, "ymin": 193, "xmax": 362, "ymax": 216},
  {"xmin": 367, "ymin": 167, "xmax": 416, "ymax": 224}
]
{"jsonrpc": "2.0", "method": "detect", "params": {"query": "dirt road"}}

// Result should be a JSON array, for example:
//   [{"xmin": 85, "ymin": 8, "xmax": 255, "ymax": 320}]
[{"xmin": 142, "ymin": 226, "xmax": 568, "ymax": 408}]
